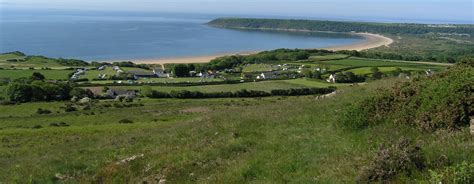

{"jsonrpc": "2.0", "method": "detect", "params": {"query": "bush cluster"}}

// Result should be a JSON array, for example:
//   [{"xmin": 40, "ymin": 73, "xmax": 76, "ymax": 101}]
[{"xmin": 339, "ymin": 63, "xmax": 473, "ymax": 131}]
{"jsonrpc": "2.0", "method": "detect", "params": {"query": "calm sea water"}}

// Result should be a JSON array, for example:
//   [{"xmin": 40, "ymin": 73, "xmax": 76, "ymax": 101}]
[{"xmin": 0, "ymin": 10, "xmax": 364, "ymax": 61}]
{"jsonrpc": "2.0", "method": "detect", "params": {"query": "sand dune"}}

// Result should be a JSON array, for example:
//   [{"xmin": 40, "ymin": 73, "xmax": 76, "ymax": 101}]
[{"xmin": 136, "ymin": 33, "xmax": 393, "ymax": 65}]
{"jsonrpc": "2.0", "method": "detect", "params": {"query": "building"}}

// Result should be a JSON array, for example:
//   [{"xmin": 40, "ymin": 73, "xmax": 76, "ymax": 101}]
[
  {"xmin": 128, "ymin": 70, "xmax": 157, "ymax": 80},
  {"xmin": 153, "ymin": 68, "xmax": 168, "ymax": 78}
]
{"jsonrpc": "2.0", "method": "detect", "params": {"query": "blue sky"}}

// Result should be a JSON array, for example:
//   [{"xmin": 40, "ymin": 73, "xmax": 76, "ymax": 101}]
[{"xmin": 2, "ymin": 0, "xmax": 473, "ymax": 22}]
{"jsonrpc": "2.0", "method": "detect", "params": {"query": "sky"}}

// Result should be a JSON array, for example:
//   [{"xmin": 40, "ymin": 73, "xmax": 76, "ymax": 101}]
[{"xmin": 1, "ymin": 0, "xmax": 473, "ymax": 23}]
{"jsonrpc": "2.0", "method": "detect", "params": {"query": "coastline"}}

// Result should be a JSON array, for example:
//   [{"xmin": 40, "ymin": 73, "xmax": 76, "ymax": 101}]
[{"xmin": 135, "ymin": 32, "xmax": 393, "ymax": 65}]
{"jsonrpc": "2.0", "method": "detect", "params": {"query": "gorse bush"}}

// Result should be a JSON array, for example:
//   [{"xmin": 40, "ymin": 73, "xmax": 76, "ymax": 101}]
[
  {"xmin": 358, "ymin": 138, "xmax": 425, "ymax": 182},
  {"xmin": 340, "ymin": 64, "xmax": 473, "ymax": 131}
]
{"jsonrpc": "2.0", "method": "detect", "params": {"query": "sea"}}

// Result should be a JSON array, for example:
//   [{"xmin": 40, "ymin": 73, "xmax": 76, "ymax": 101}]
[{"xmin": 0, "ymin": 9, "xmax": 364, "ymax": 61}]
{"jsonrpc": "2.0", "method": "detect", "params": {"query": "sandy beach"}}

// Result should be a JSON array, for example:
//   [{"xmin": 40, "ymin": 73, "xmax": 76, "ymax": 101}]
[
  {"xmin": 323, "ymin": 33, "xmax": 393, "ymax": 51},
  {"xmin": 136, "ymin": 32, "xmax": 393, "ymax": 65}
]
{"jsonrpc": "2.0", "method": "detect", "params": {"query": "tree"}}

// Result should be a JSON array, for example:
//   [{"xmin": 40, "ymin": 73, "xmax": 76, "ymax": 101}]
[
  {"xmin": 173, "ymin": 64, "xmax": 191, "ymax": 77},
  {"xmin": 4, "ymin": 82, "xmax": 33, "ymax": 102},
  {"xmin": 30, "ymin": 72, "xmax": 45, "ymax": 81}
]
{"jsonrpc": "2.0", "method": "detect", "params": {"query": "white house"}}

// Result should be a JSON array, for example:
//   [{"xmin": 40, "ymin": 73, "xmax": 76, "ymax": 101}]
[{"xmin": 327, "ymin": 74, "xmax": 337, "ymax": 83}]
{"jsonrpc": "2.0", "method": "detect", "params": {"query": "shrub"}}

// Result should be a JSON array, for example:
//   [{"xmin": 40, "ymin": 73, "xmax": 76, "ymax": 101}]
[
  {"xmin": 358, "ymin": 138, "xmax": 425, "ymax": 182},
  {"xmin": 338, "ymin": 89, "xmax": 394, "ymax": 130},
  {"xmin": 32, "ymin": 125, "xmax": 43, "ymax": 129},
  {"xmin": 118, "ymin": 119, "xmax": 134, "ymax": 124},
  {"xmin": 64, "ymin": 104, "xmax": 77, "ymax": 112},
  {"xmin": 36, "ymin": 108, "xmax": 52, "ymax": 115}
]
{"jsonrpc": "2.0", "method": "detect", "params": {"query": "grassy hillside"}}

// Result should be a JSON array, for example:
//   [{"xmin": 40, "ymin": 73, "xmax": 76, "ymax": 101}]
[{"xmin": 1, "ymin": 64, "xmax": 472, "ymax": 182}]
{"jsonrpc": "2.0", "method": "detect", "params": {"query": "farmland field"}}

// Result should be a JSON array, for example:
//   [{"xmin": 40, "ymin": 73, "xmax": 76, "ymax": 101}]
[{"xmin": 114, "ymin": 79, "xmax": 334, "ymax": 93}]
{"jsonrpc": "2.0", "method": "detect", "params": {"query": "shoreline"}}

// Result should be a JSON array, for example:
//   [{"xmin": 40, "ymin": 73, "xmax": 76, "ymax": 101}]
[{"xmin": 132, "ymin": 32, "xmax": 393, "ymax": 65}]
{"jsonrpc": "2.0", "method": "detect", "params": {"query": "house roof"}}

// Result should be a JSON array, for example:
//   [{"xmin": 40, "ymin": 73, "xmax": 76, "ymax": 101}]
[{"xmin": 129, "ymin": 70, "xmax": 155, "ymax": 76}]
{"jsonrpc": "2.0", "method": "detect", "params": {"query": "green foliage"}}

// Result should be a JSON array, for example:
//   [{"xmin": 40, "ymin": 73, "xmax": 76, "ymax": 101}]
[
  {"xmin": 358, "ymin": 138, "xmax": 425, "ymax": 182},
  {"xmin": 30, "ymin": 72, "xmax": 45, "ymax": 81},
  {"xmin": 69, "ymin": 88, "xmax": 93, "ymax": 98},
  {"xmin": 172, "ymin": 64, "xmax": 193, "ymax": 77}
]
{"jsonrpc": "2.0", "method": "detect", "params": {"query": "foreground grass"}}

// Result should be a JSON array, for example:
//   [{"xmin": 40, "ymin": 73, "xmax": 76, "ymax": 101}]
[{"xmin": 1, "ymin": 78, "xmax": 472, "ymax": 182}]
